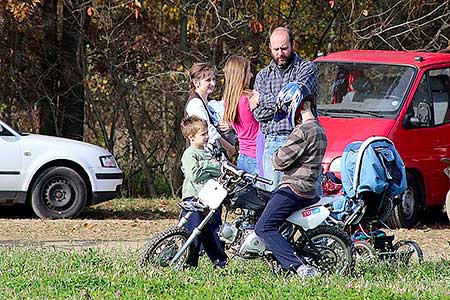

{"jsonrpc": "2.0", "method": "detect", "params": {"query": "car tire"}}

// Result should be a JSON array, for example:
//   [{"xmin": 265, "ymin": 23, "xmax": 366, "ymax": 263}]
[
  {"xmin": 30, "ymin": 167, "xmax": 87, "ymax": 219},
  {"xmin": 386, "ymin": 173, "xmax": 420, "ymax": 228},
  {"xmin": 445, "ymin": 190, "xmax": 450, "ymax": 221}
]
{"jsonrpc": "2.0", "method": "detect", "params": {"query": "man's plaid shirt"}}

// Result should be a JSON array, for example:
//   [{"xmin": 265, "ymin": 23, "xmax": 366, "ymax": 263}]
[
  {"xmin": 253, "ymin": 53, "xmax": 317, "ymax": 136},
  {"xmin": 272, "ymin": 119, "xmax": 327, "ymax": 198}
]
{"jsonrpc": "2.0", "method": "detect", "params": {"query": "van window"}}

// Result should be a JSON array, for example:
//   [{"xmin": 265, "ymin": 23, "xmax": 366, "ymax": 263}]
[
  {"xmin": 316, "ymin": 62, "xmax": 415, "ymax": 119},
  {"xmin": 410, "ymin": 68, "xmax": 450, "ymax": 126}
]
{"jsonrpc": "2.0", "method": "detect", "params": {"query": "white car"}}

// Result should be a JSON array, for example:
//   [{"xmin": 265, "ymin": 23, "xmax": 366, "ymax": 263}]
[{"xmin": 0, "ymin": 120, "xmax": 123, "ymax": 219}]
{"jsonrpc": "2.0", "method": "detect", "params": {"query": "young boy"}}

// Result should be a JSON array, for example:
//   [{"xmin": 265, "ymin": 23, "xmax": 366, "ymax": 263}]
[
  {"xmin": 180, "ymin": 115, "xmax": 228, "ymax": 268},
  {"xmin": 255, "ymin": 83, "xmax": 327, "ymax": 278}
]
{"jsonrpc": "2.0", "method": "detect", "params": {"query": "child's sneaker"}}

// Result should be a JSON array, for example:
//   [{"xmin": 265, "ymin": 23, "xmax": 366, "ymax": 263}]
[{"xmin": 296, "ymin": 264, "xmax": 320, "ymax": 278}]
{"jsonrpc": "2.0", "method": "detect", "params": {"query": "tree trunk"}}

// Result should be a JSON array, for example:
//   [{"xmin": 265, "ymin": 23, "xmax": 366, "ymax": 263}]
[
  {"xmin": 171, "ymin": 0, "xmax": 190, "ymax": 197},
  {"xmin": 40, "ymin": 0, "xmax": 59, "ymax": 136},
  {"xmin": 59, "ymin": 0, "xmax": 85, "ymax": 140}
]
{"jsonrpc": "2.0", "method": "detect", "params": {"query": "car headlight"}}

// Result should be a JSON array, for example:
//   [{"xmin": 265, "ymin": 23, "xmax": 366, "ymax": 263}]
[
  {"xmin": 329, "ymin": 156, "xmax": 341, "ymax": 173},
  {"xmin": 99, "ymin": 155, "xmax": 117, "ymax": 168}
]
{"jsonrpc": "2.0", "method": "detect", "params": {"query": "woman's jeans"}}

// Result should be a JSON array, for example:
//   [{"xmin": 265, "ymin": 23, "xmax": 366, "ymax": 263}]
[{"xmin": 237, "ymin": 153, "xmax": 258, "ymax": 175}]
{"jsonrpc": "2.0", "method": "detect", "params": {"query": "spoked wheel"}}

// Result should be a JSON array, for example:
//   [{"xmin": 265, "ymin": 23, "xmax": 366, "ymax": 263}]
[
  {"xmin": 295, "ymin": 225, "xmax": 355, "ymax": 275},
  {"xmin": 354, "ymin": 241, "xmax": 376, "ymax": 261},
  {"xmin": 393, "ymin": 240, "xmax": 423, "ymax": 266},
  {"xmin": 139, "ymin": 226, "xmax": 194, "ymax": 270}
]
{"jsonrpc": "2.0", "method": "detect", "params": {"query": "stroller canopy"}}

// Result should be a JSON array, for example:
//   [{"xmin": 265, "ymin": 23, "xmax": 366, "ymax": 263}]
[{"xmin": 340, "ymin": 137, "xmax": 407, "ymax": 199}]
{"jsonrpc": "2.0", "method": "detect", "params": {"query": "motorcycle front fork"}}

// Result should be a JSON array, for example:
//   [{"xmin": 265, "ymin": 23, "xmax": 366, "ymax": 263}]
[{"xmin": 170, "ymin": 209, "xmax": 217, "ymax": 266}]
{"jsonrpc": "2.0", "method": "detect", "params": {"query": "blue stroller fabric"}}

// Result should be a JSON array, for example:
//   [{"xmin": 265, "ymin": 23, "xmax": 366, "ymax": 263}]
[{"xmin": 340, "ymin": 140, "xmax": 407, "ymax": 199}]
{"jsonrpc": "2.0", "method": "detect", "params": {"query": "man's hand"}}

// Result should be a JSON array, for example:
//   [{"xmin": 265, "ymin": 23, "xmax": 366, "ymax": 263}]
[{"xmin": 249, "ymin": 91, "xmax": 260, "ymax": 111}]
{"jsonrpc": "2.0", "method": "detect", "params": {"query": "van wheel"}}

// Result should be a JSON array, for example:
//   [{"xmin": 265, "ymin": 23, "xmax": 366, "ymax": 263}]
[
  {"xmin": 386, "ymin": 173, "xmax": 420, "ymax": 228},
  {"xmin": 30, "ymin": 167, "xmax": 87, "ymax": 219}
]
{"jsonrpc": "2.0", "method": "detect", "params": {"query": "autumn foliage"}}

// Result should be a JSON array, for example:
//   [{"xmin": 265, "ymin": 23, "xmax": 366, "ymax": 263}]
[{"xmin": 1, "ymin": 0, "xmax": 449, "ymax": 197}]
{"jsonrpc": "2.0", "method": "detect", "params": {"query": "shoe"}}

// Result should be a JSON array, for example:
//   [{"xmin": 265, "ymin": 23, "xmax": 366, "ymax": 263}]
[
  {"xmin": 296, "ymin": 264, "xmax": 320, "ymax": 278},
  {"xmin": 213, "ymin": 260, "xmax": 228, "ymax": 269}
]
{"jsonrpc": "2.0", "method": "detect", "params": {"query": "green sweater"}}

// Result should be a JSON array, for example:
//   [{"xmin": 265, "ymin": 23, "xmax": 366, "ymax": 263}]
[{"xmin": 181, "ymin": 146, "xmax": 221, "ymax": 199}]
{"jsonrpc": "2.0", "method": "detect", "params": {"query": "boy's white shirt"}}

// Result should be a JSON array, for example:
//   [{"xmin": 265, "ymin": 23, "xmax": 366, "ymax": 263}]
[{"xmin": 186, "ymin": 97, "xmax": 221, "ymax": 145}]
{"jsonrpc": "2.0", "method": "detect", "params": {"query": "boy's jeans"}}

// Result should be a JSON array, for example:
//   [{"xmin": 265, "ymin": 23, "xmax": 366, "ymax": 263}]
[
  {"xmin": 262, "ymin": 134, "xmax": 289, "ymax": 191},
  {"xmin": 255, "ymin": 187, "xmax": 319, "ymax": 270},
  {"xmin": 180, "ymin": 203, "xmax": 228, "ymax": 267}
]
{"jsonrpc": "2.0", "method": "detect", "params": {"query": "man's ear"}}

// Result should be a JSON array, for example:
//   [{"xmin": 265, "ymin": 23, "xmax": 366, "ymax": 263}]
[{"xmin": 291, "ymin": 40, "xmax": 295, "ymax": 51}]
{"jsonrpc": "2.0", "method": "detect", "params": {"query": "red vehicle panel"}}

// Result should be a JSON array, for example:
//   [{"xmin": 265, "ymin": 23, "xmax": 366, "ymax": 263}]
[{"xmin": 315, "ymin": 50, "xmax": 450, "ymax": 227}]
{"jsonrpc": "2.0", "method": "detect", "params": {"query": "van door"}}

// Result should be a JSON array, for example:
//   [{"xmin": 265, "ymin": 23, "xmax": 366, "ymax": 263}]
[
  {"xmin": 403, "ymin": 67, "xmax": 450, "ymax": 207},
  {"xmin": 0, "ymin": 124, "xmax": 22, "ymax": 200}
]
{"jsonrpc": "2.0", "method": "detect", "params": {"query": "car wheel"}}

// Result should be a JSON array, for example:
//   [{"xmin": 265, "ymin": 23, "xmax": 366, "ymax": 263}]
[
  {"xmin": 386, "ymin": 173, "xmax": 420, "ymax": 228},
  {"xmin": 30, "ymin": 167, "xmax": 87, "ymax": 219}
]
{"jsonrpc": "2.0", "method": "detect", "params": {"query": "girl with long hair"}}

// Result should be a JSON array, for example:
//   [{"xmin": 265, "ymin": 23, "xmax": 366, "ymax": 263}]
[{"xmin": 223, "ymin": 55, "xmax": 260, "ymax": 174}]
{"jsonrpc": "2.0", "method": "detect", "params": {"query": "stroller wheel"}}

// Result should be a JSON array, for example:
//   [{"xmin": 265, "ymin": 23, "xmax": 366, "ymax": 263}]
[
  {"xmin": 354, "ymin": 241, "xmax": 376, "ymax": 261},
  {"xmin": 393, "ymin": 240, "xmax": 423, "ymax": 266}
]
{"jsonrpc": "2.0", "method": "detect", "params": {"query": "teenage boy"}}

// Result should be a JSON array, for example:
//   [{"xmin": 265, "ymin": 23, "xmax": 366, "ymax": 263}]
[{"xmin": 255, "ymin": 83, "xmax": 327, "ymax": 278}]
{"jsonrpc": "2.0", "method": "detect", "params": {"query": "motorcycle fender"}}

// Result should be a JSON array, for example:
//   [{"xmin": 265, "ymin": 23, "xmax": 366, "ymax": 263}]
[
  {"xmin": 198, "ymin": 179, "xmax": 227, "ymax": 209},
  {"xmin": 287, "ymin": 205, "xmax": 330, "ymax": 230}
]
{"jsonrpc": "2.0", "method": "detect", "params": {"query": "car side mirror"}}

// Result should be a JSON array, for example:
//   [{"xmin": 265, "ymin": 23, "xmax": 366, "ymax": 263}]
[
  {"xmin": 404, "ymin": 101, "xmax": 432, "ymax": 129},
  {"xmin": 408, "ymin": 117, "xmax": 421, "ymax": 128},
  {"xmin": 416, "ymin": 101, "xmax": 432, "ymax": 125}
]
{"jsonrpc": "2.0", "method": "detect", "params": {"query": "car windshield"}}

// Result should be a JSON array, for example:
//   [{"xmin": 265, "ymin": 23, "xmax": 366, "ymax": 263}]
[
  {"xmin": 0, "ymin": 120, "xmax": 22, "ymax": 136},
  {"xmin": 316, "ymin": 62, "xmax": 415, "ymax": 119}
]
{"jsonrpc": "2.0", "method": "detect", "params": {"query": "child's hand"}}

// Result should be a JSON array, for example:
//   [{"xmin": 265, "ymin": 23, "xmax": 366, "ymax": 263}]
[
  {"xmin": 218, "ymin": 120, "xmax": 231, "ymax": 131},
  {"xmin": 249, "ymin": 91, "xmax": 260, "ymax": 111}
]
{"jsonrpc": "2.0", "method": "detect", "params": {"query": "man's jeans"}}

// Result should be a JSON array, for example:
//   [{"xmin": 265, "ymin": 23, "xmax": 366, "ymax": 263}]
[{"xmin": 263, "ymin": 134, "xmax": 288, "ymax": 191}]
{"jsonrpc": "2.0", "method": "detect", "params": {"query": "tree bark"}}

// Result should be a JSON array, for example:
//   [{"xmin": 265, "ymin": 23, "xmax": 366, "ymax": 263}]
[
  {"xmin": 40, "ymin": 0, "xmax": 59, "ymax": 136},
  {"xmin": 171, "ymin": 0, "xmax": 190, "ymax": 196},
  {"xmin": 59, "ymin": 0, "xmax": 86, "ymax": 140}
]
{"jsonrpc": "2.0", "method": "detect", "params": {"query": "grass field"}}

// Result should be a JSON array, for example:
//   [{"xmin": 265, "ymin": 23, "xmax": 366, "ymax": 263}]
[{"xmin": 0, "ymin": 247, "xmax": 449, "ymax": 300}]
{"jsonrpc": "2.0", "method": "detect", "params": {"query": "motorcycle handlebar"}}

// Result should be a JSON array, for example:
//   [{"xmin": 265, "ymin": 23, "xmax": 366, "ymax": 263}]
[
  {"xmin": 244, "ymin": 173, "xmax": 273, "ymax": 185},
  {"xmin": 222, "ymin": 162, "xmax": 273, "ymax": 185}
]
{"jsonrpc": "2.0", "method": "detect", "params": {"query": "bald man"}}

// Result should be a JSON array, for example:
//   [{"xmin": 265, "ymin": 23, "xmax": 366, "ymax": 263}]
[{"xmin": 249, "ymin": 27, "xmax": 318, "ymax": 191}]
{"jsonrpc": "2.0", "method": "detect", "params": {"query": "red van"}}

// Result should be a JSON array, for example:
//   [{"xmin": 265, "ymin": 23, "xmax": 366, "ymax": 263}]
[{"xmin": 315, "ymin": 50, "xmax": 450, "ymax": 228}]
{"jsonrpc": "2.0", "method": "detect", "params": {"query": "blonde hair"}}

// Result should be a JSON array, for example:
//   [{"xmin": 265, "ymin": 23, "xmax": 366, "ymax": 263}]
[
  {"xmin": 180, "ymin": 115, "xmax": 207, "ymax": 139},
  {"xmin": 187, "ymin": 62, "xmax": 215, "ymax": 92},
  {"xmin": 222, "ymin": 55, "xmax": 251, "ymax": 123}
]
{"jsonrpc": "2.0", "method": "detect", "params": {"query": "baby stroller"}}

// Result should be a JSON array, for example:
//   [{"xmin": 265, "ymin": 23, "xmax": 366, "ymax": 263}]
[{"xmin": 325, "ymin": 136, "xmax": 423, "ymax": 265}]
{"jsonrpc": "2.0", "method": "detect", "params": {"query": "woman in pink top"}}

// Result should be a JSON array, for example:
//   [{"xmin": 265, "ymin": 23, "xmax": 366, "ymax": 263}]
[{"xmin": 223, "ymin": 55, "xmax": 259, "ymax": 174}]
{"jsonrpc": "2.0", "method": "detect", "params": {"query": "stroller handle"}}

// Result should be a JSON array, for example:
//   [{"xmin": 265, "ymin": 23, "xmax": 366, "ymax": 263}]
[{"xmin": 352, "ymin": 136, "xmax": 395, "ymax": 196}]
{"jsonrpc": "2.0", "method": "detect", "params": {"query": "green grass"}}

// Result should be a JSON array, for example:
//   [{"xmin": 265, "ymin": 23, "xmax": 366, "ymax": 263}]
[{"xmin": 0, "ymin": 248, "xmax": 449, "ymax": 300}]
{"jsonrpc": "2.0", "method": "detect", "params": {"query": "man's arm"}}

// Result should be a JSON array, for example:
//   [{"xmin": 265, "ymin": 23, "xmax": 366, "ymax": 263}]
[
  {"xmin": 294, "ymin": 61, "xmax": 318, "ymax": 97},
  {"xmin": 252, "ymin": 70, "xmax": 277, "ymax": 122}
]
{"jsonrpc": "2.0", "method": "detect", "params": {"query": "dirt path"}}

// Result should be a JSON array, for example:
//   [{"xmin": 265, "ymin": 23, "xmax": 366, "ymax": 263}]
[
  {"xmin": 0, "ymin": 218, "xmax": 177, "ymax": 251},
  {"xmin": 0, "ymin": 217, "xmax": 449, "ymax": 261}
]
